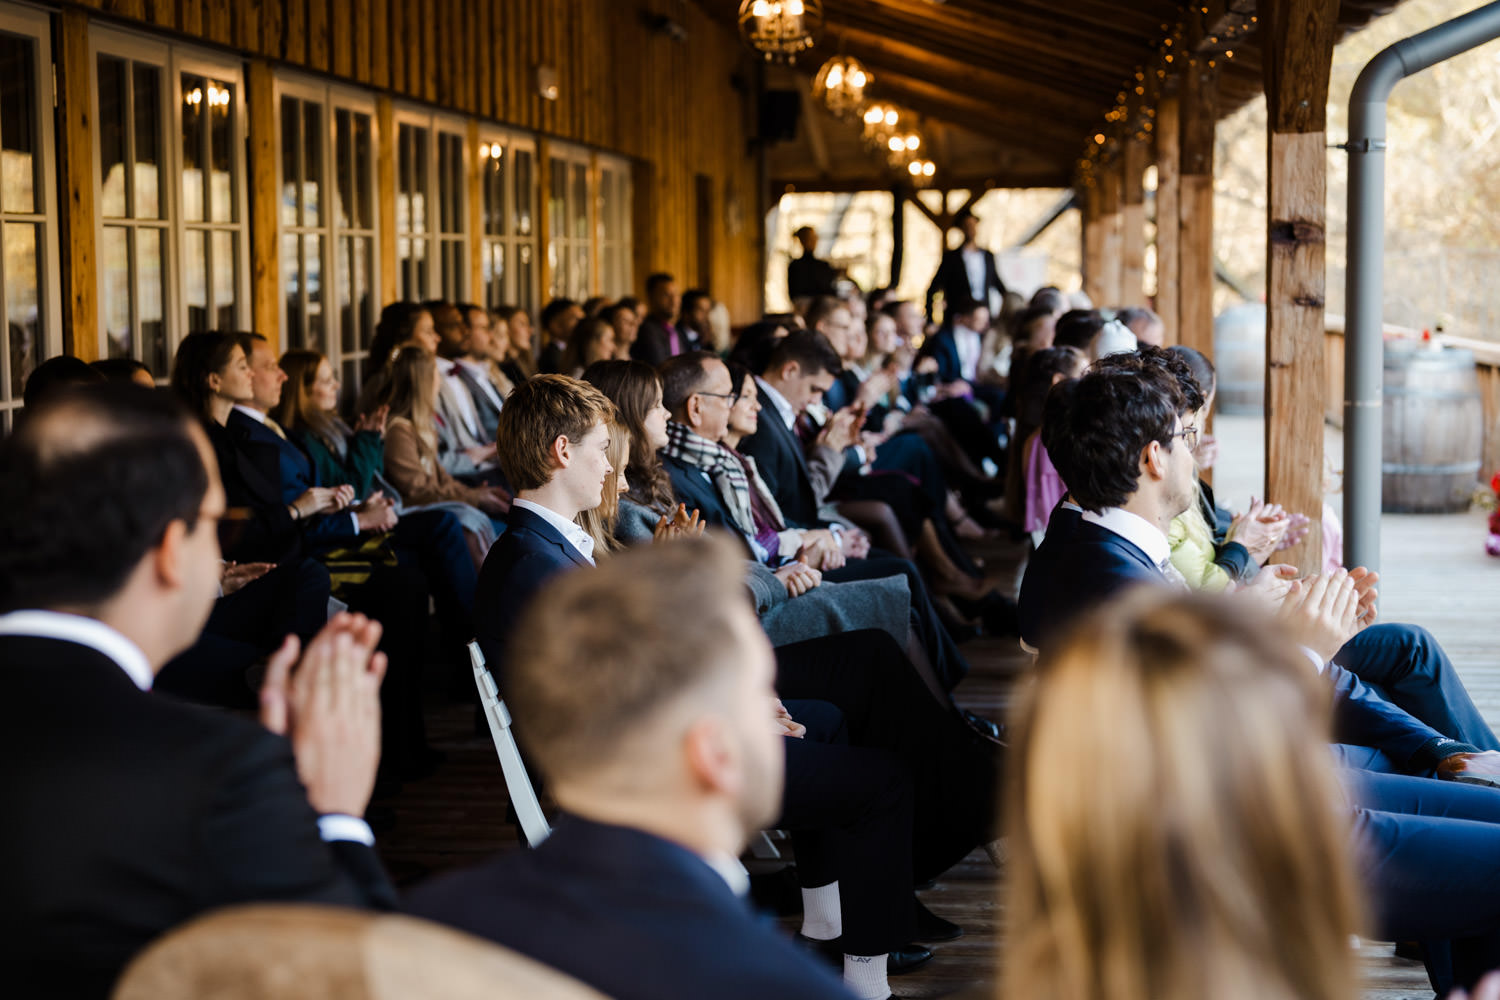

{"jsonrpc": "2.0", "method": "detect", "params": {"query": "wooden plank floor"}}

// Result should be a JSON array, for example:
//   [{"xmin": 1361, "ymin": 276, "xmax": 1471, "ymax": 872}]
[{"xmin": 376, "ymin": 414, "xmax": 1496, "ymax": 998}]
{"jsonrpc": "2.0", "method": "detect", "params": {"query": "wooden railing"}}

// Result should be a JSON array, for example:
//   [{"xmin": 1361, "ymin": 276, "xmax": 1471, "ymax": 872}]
[{"xmin": 1324, "ymin": 314, "xmax": 1500, "ymax": 479}]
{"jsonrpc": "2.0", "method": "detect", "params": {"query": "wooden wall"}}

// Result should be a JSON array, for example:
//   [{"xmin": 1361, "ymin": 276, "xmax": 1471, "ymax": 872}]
[{"xmin": 54, "ymin": 0, "xmax": 765, "ymax": 346}]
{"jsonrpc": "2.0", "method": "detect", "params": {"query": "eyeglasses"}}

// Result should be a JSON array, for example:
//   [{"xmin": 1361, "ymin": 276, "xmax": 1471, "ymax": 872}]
[
  {"xmin": 695, "ymin": 390, "xmax": 739, "ymax": 405},
  {"xmin": 1171, "ymin": 426, "xmax": 1200, "ymax": 449}
]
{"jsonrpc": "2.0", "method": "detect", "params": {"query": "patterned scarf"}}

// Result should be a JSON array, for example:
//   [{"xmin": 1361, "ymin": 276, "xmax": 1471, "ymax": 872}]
[{"xmin": 664, "ymin": 421, "xmax": 764, "ymax": 538}]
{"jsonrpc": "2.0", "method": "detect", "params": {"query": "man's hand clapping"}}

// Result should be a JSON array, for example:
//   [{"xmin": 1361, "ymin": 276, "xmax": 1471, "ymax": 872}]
[
  {"xmin": 652, "ymin": 503, "xmax": 706, "ymax": 543},
  {"xmin": 1278, "ymin": 569, "xmax": 1361, "ymax": 663},
  {"xmin": 775, "ymin": 558, "xmax": 822, "ymax": 598},
  {"xmin": 354, "ymin": 490, "xmax": 398, "ymax": 534}
]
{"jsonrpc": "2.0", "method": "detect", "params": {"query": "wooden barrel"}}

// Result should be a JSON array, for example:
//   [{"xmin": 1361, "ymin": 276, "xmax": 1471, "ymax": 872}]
[
  {"xmin": 1211, "ymin": 303, "xmax": 1265, "ymax": 415},
  {"xmin": 1382, "ymin": 342, "xmax": 1482, "ymax": 513}
]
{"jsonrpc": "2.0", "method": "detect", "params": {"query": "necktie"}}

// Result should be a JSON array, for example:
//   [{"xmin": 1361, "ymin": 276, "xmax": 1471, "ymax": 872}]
[
  {"xmin": 1158, "ymin": 557, "xmax": 1190, "ymax": 590},
  {"xmin": 265, "ymin": 417, "xmax": 288, "ymax": 441}
]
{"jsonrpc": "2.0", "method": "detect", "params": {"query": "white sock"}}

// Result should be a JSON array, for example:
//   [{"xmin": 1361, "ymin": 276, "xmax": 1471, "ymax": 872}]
[
  {"xmin": 844, "ymin": 953, "xmax": 890, "ymax": 1000},
  {"xmin": 799, "ymin": 881, "xmax": 842, "ymax": 940}
]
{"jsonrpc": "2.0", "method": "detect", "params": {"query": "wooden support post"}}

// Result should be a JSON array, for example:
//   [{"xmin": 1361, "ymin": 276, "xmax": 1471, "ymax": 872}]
[
  {"xmin": 56, "ymin": 9, "xmax": 97, "ymax": 361},
  {"xmin": 1081, "ymin": 181, "xmax": 1104, "ymax": 306},
  {"xmin": 536, "ymin": 138, "xmax": 552, "ymax": 301},
  {"xmin": 247, "ymin": 61, "xmax": 280, "ymax": 351},
  {"xmin": 1154, "ymin": 94, "xmax": 1182, "ymax": 345},
  {"xmin": 1179, "ymin": 63, "xmax": 1217, "ymax": 361},
  {"xmin": 466, "ymin": 119, "xmax": 483, "ymax": 301},
  {"xmin": 1097, "ymin": 161, "xmax": 1124, "ymax": 307},
  {"xmin": 1120, "ymin": 137, "xmax": 1147, "ymax": 308},
  {"xmin": 376, "ymin": 97, "xmax": 397, "ymax": 307},
  {"xmin": 1263, "ymin": 0, "xmax": 1341, "ymax": 573}
]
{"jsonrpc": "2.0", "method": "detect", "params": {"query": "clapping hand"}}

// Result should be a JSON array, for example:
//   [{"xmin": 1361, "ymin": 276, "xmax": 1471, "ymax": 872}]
[
  {"xmin": 1227, "ymin": 496, "xmax": 1291, "ymax": 565},
  {"xmin": 652, "ymin": 503, "xmax": 706, "ymax": 543},
  {"xmin": 353, "ymin": 404, "xmax": 389, "ymax": 435},
  {"xmin": 772, "ymin": 699, "xmax": 806, "ymax": 739},
  {"xmin": 221, "ymin": 561, "xmax": 274, "ymax": 596},
  {"xmin": 1447, "ymin": 971, "xmax": 1500, "ymax": 1000},
  {"xmin": 1278, "ymin": 569, "xmax": 1361, "ymax": 663},
  {"xmin": 259, "ymin": 613, "xmax": 387, "ymax": 818}
]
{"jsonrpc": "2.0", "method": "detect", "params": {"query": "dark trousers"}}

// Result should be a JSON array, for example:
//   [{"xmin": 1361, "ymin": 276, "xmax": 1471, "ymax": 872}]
[
  {"xmin": 1337, "ymin": 624, "xmax": 1500, "ymax": 753},
  {"xmin": 1345, "ymin": 767, "xmax": 1500, "ymax": 993},
  {"xmin": 340, "ymin": 562, "xmax": 431, "ymax": 774},
  {"xmin": 391, "ymin": 508, "xmax": 478, "ymax": 643},
  {"xmin": 824, "ymin": 552, "xmax": 970, "ymax": 691},
  {"xmin": 929, "ymin": 392, "xmax": 1006, "ymax": 467},
  {"xmin": 775, "ymin": 629, "xmax": 999, "ymax": 882},
  {"xmin": 779, "ymin": 699, "xmax": 916, "ymax": 956}
]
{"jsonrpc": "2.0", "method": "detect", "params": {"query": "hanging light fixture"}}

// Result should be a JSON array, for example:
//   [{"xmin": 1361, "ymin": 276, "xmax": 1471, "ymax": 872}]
[
  {"xmin": 862, "ymin": 103, "xmax": 899, "ymax": 149},
  {"xmin": 812, "ymin": 54, "xmax": 871, "ymax": 120},
  {"xmin": 738, "ymin": 0, "xmax": 824, "ymax": 62}
]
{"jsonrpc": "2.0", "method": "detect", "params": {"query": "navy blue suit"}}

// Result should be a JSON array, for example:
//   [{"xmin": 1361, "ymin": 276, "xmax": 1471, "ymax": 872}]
[
  {"xmin": 924, "ymin": 245, "xmax": 1004, "ymax": 322},
  {"xmin": 736, "ymin": 395, "xmax": 823, "ymax": 529},
  {"xmin": 227, "ymin": 409, "xmax": 356, "ymax": 549},
  {"xmin": 406, "ymin": 816, "xmax": 855, "ymax": 1000}
]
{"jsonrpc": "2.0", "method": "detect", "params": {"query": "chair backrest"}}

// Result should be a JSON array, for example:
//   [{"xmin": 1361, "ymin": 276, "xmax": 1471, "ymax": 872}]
[
  {"xmin": 469, "ymin": 640, "xmax": 552, "ymax": 847},
  {"xmin": 113, "ymin": 905, "xmax": 611, "ymax": 1000}
]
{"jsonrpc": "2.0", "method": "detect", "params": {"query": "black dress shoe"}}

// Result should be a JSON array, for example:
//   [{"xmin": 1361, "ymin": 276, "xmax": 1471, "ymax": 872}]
[
  {"xmin": 912, "ymin": 897, "xmax": 963, "ymax": 942},
  {"xmin": 961, "ymin": 710, "xmax": 1006, "ymax": 746},
  {"xmin": 887, "ymin": 944, "xmax": 934, "ymax": 975}
]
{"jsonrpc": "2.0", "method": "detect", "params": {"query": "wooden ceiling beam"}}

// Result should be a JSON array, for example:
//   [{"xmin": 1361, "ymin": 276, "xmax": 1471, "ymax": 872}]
[
  {"xmin": 772, "ymin": 169, "xmax": 1074, "ymax": 194},
  {"xmin": 866, "ymin": 71, "xmax": 1086, "ymax": 153}
]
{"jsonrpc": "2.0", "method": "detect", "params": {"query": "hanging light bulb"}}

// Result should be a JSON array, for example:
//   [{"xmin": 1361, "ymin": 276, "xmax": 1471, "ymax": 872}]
[
  {"xmin": 738, "ymin": 0, "xmax": 824, "ymax": 62},
  {"xmin": 812, "ymin": 54, "xmax": 872, "ymax": 121}
]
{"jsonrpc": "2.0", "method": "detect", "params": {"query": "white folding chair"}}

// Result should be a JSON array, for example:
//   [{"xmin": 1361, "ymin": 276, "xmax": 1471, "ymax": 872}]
[{"xmin": 468, "ymin": 641, "xmax": 551, "ymax": 847}]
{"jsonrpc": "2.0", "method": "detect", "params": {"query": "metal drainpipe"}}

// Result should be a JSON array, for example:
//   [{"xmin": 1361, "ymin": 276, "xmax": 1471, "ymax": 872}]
[{"xmin": 1343, "ymin": 1, "xmax": 1500, "ymax": 572}]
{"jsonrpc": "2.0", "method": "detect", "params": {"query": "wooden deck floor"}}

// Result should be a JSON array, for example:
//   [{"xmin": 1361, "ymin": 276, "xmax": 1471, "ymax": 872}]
[{"xmin": 376, "ymin": 414, "xmax": 1497, "ymax": 999}]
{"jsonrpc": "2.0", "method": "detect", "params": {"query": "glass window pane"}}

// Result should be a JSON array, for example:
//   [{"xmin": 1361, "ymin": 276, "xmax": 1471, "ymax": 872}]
[
  {"xmin": 413, "ymin": 127, "xmax": 429, "ymax": 234},
  {"xmin": 280, "ymin": 96, "xmax": 300, "ymax": 228},
  {"xmin": 209, "ymin": 79, "xmax": 236, "ymax": 223},
  {"xmin": 483, "ymin": 145, "xmax": 504, "ymax": 236},
  {"xmin": 305, "ymin": 233, "xmax": 324, "ymax": 347},
  {"xmin": 571, "ymin": 162, "xmax": 589, "ymax": 240},
  {"xmin": 337, "ymin": 233, "xmax": 353, "ymax": 352},
  {"xmin": 301, "ymin": 101, "xmax": 321, "ymax": 227},
  {"xmin": 183, "ymin": 228, "xmax": 207, "ymax": 331},
  {"xmin": 181, "ymin": 72, "xmax": 206, "ymax": 222},
  {"xmin": 137, "ymin": 227, "xmax": 166, "ymax": 372},
  {"xmin": 516, "ymin": 242, "xmax": 535, "ymax": 315},
  {"xmin": 283, "ymin": 230, "xmax": 304, "ymax": 349},
  {"xmin": 513, "ymin": 148, "xmax": 533, "ymax": 236},
  {"xmin": 548, "ymin": 159, "xmax": 565, "ymax": 249},
  {"xmin": 212, "ymin": 230, "xmax": 236, "ymax": 329},
  {"xmin": 334, "ymin": 108, "xmax": 353, "ymax": 230},
  {"xmin": 4, "ymin": 222, "xmax": 38, "ymax": 398},
  {"xmin": 101, "ymin": 227, "xmax": 130, "ymax": 358},
  {"xmin": 135, "ymin": 64, "xmax": 164, "ymax": 220},
  {"xmin": 97, "ymin": 56, "xmax": 128, "ymax": 219},
  {"xmin": 0, "ymin": 34, "xmax": 37, "ymax": 215},
  {"xmin": 354, "ymin": 236, "xmax": 373, "ymax": 350},
  {"xmin": 352, "ymin": 111, "xmax": 373, "ymax": 231}
]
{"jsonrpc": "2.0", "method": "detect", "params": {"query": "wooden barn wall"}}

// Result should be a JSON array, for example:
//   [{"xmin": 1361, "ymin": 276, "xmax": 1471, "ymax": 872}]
[{"xmin": 55, "ymin": 0, "xmax": 764, "ymax": 339}]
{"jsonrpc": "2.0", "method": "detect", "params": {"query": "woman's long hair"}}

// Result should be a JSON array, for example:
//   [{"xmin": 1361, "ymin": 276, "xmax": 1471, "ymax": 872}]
[
  {"xmin": 581, "ymin": 359, "xmax": 674, "ymax": 513},
  {"xmin": 365, "ymin": 302, "xmax": 429, "ymax": 380},
  {"xmin": 575, "ymin": 419, "xmax": 630, "ymax": 556},
  {"xmin": 168, "ymin": 331, "xmax": 238, "ymax": 421},
  {"xmin": 381, "ymin": 347, "xmax": 440, "ymax": 453},
  {"xmin": 273, "ymin": 349, "xmax": 341, "ymax": 448},
  {"xmin": 1001, "ymin": 590, "xmax": 1363, "ymax": 1000}
]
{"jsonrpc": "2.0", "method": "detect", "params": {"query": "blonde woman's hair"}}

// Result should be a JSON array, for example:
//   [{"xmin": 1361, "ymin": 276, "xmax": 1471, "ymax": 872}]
[
  {"xmin": 382, "ymin": 347, "xmax": 440, "ymax": 454},
  {"xmin": 1001, "ymin": 590, "xmax": 1363, "ymax": 1000},
  {"xmin": 575, "ymin": 420, "xmax": 630, "ymax": 556}
]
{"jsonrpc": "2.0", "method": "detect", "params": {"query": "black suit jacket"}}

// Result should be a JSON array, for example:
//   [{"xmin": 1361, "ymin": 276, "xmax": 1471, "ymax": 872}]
[
  {"xmin": 474, "ymin": 504, "xmax": 592, "ymax": 691},
  {"xmin": 787, "ymin": 254, "xmax": 839, "ymax": 300},
  {"xmin": 207, "ymin": 418, "xmax": 301, "ymax": 565},
  {"xmin": 0, "ymin": 635, "xmax": 394, "ymax": 998},
  {"xmin": 406, "ymin": 815, "xmax": 854, "ymax": 1000},
  {"xmin": 735, "ymin": 394, "xmax": 821, "ymax": 529},
  {"xmin": 629, "ymin": 316, "xmax": 683, "ymax": 368},
  {"xmin": 924, "ymin": 245, "xmax": 1005, "ymax": 320}
]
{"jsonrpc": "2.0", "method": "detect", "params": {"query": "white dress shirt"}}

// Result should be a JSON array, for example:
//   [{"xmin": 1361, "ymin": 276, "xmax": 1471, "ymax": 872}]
[
  {"xmin": 953, "ymin": 326, "xmax": 983, "ymax": 382},
  {"xmin": 961, "ymin": 246, "xmax": 988, "ymax": 300},
  {"xmin": 456, "ymin": 358, "xmax": 505, "ymax": 412},
  {"xmin": 755, "ymin": 375, "xmax": 797, "ymax": 431},
  {"xmin": 513, "ymin": 498, "xmax": 596, "ymax": 565},
  {"xmin": 439, "ymin": 367, "xmax": 483, "ymax": 439},
  {"xmin": 234, "ymin": 404, "xmax": 360, "ymax": 533},
  {"xmin": 0, "ymin": 608, "xmax": 376, "ymax": 845}
]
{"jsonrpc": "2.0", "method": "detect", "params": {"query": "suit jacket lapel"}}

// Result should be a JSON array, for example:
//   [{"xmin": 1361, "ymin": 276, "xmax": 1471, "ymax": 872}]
[{"xmin": 511, "ymin": 506, "xmax": 592, "ymax": 569}]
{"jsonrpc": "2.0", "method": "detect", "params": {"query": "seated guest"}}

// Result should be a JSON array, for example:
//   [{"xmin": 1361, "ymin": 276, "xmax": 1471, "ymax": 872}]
[
  {"xmin": 1117, "ymin": 304, "xmax": 1165, "ymax": 347},
  {"xmin": 493, "ymin": 305, "xmax": 537, "ymax": 381},
  {"xmin": 677, "ymin": 288, "xmax": 714, "ymax": 355},
  {"xmin": 275, "ymin": 348, "xmax": 388, "ymax": 500},
  {"xmin": 560, "ymin": 316, "xmax": 618, "ymax": 377},
  {"xmin": 630, "ymin": 272, "xmax": 687, "ymax": 366},
  {"xmin": 358, "ymin": 302, "xmax": 439, "ymax": 415},
  {"xmin": 537, "ymin": 298, "xmax": 584, "ymax": 374},
  {"xmin": 426, "ymin": 299, "xmax": 501, "ymax": 481},
  {"xmin": 1050, "ymin": 307, "xmax": 1106, "ymax": 357},
  {"xmin": 1003, "ymin": 589, "xmax": 1363, "ymax": 1000},
  {"xmin": 0, "ymin": 384, "xmax": 393, "ymax": 998},
  {"xmin": 1001, "ymin": 345, "xmax": 1086, "ymax": 542},
  {"xmin": 381, "ymin": 346, "xmax": 511, "ymax": 550},
  {"xmin": 458, "ymin": 301, "xmax": 515, "ymax": 431},
  {"xmin": 90, "ymin": 356, "xmax": 157, "ymax": 387},
  {"xmin": 916, "ymin": 296, "xmax": 1007, "ymax": 469},
  {"xmin": 409, "ymin": 539, "xmax": 859, "ymax": 1000},
  {"xmin": 21, "ymin": 354, "xmax": 103, "ymax": 411},
  {"xmin": 602, "ymin": 301, "xmax": 641, "ymax": 360},
  {"xmin": 1020, "ymin": 346, "xmax": 1500, "ymax": 993}
]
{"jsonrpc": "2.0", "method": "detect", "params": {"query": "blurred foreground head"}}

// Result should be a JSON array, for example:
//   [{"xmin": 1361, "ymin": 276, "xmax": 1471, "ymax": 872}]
[{"xmin": 1001, "ymin": 590, "xmax": 1362, "ymax": 1000}]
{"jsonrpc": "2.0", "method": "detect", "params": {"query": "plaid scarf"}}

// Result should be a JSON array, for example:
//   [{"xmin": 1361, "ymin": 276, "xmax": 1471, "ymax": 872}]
[{"xmin": 664, "ymin": 421, "xmax": 770, "ymax": 538}]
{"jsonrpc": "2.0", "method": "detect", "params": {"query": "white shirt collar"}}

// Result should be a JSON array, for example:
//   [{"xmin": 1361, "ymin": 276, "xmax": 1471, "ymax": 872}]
[
  {"xmin": 754, "ymin": 376, "xmax": 796, "ymax": 430},
  {"xmin": 0, "ymin": 610, "xmax": 154, "ymax": 690},
  {"xmin": 231, "ymin": 403, "xmax": 267, "ymax": 424},
  {"xmin": 1081, "ymin": 507, "xmax": 1172, "ymax": 570},
  {"xmin": 701, "ymin": 850, "xmax": 751, "ymax": 897},
  {"xmin": 513, "ymin": 498, "xmax": 596, "ymax": 565}
]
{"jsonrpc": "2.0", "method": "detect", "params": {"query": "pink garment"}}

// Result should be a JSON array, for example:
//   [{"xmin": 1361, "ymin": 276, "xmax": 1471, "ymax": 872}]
[
  {"xmin": 1024, "ymin": 432, "xmax": 1066, "ymax": 535},
  {"xmin": 1322, "ymin": 501, "xmax": 1343, "ymax": 574}
]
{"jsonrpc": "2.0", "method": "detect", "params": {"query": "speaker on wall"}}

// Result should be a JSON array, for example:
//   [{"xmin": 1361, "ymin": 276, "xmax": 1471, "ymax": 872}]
[{"xmin": 759, "ymin": 89, "xmax": 801, "ymax": 143}]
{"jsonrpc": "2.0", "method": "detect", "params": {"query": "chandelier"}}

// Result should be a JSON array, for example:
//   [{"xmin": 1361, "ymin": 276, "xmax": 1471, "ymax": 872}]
[
  {"xmin": 738, "ymin": 0, "xmax": 824, "ymax": 62},
  {"xmin": 812, "ymin": 54, "xmax": 871, "ymax": 120},
  {"xmin": 862, "ymin": 103, "xmax": 900, "ymax": 149}
]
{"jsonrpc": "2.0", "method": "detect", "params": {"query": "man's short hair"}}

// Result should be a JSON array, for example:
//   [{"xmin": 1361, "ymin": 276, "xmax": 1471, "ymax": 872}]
[
  {"xmin": 645, "ymin": 273, "xmax": 675, "ymax": 296},
  {"xmin": 801, "ymin": 295, "xmax": 846, "ymax": 332},
  {"xmin": 764, "ymin": 329, "xmax": 842, "ymax": 379},
  {"xmin": 22, "ymin": 356, "xmax": 103, "ymax": 409},
  {"xmin": 1116, "ymin": 306, "xmax": 1159, "ymax": 330},
  {"xmin": 1041, "ymin": 355, "xmax": 1187, "ymax": 513},
  {"xmin": 539, "ymin": 298, "xmax": 578, "ymax": 333},
  {"xmin": 1098, "ymin": 345, "xmax": 1205, "ymax": 413},
  {"xmin": 506, "ymin": 535, "xmax": 751, "ymax": 782},
  {"xmin": 680, "ymin": 288, "xmax": 711, "ymax": 317},
  {"xmin": 658, "ymin": 351, "xmax": 719, "ymax": 416},
  {"xmin": 494, "ymin": 374, "xmax": 616, "ymax": 492},
  {"xmin": 946, "ymin": 296, "xmax": 984, "ymax": 319},
  {"xmin": 1053, "ymin": 309, "xmax": 1106, "ymax": 352},
  {"xmin": 0, "ymin": 384, "xmax": 209, "ymax": 612}
]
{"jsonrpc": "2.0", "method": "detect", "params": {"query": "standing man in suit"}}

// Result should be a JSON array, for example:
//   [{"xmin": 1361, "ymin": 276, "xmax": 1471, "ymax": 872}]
[
  {"xmin": 630, "ymin": 273, "xmax": 686, "ymax": 367},
  {"xmin": 412, "ymin": 539, "xmax": 857, "ymax": 1000},
  {"xmin": 924, "ymin": 207, "xmax": 1005, "ymax": 324},
  {"xmin": 0, "ymin": 384, "xmax": 395, "ymax": 998},
  {"xmin": 788, "ymin": 226, "xmax": 840, "ymax": 302},
  {"xmin": 1019, "ymin": 349, "xmax": 1500, "ymax": 994}
]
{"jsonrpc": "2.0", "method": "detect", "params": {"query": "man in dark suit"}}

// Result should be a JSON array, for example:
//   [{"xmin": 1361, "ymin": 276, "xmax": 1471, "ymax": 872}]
[
  {"xmin": 629, "ymin": 272, "xmax": 688, "ymax": 367},
  {"xmin": 1020, "ymin": 348, "xmax": 1500, "ymax": 993},
  {"xmin": 0, "ymin": 384, "xmax": 394, "ymax": 998},
  {"xmin": 923, "ymin": 207, "xmax": 1005, "ymax": 324},
  {"xmin": 788, "ymin": 226, "xmax": 840, "ymax": 301}
]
